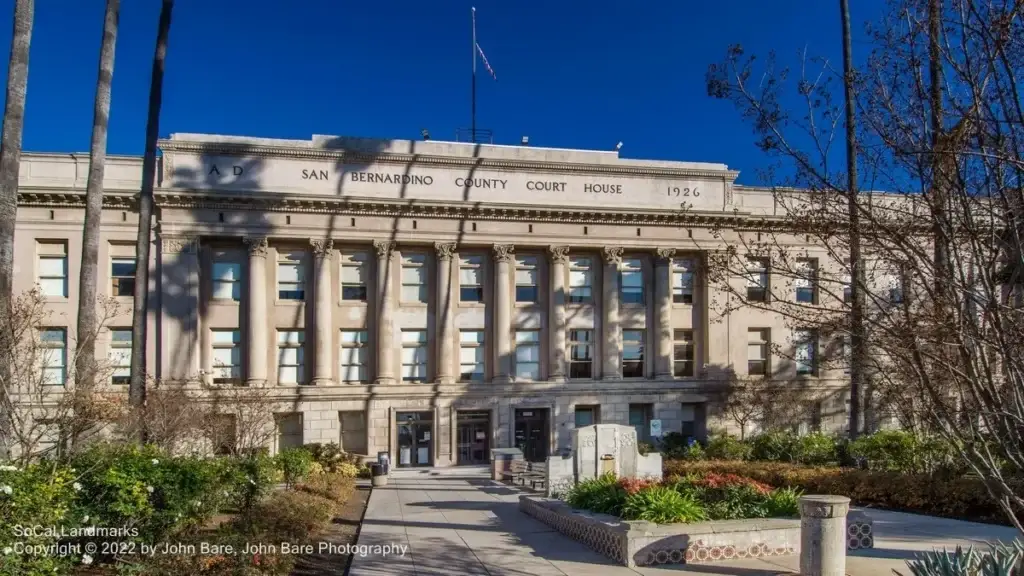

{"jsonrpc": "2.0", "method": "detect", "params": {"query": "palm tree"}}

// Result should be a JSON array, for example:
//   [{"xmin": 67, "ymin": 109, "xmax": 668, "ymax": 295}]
[
  {"xmin": 75, "ymin": 0, "xmax": 120, "ymax": 396},
  {"xmin": 0, "ymin": 0, "xmax": 35, "ymax": 459},
  {"xmin": 129, "ymin": 0, "xmax": 174, "ymax": 416}
]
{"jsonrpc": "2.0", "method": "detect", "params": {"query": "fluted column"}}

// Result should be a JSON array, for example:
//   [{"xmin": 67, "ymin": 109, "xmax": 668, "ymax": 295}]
[
  {"xmin": 435, "ymin": 242, "xmax": 457, "ymax": 384},
  {"xmin": 548, "ymin": 246, "xmax": 570, "ymax": 382},
  {"xmin": 655, "ymin": 248, "xmax": 675, "ymax": 380},
  {"xmin": 244, "ymin": 237, "xmax": 269, "ymax": 387},
  {"xmin": 311, "ymin": 238, "xmax": 334, "ymax": 385},
  {"xmin": 602, "ymin": 246, "xmax": 623, "ymax": 380},
  {"xmin": 373, "ymin": 240, "xmax": 396, "ymax": 385},
  {"xmin": 493, "ymin": 244, "xmax": 514, "ymax": 383}
]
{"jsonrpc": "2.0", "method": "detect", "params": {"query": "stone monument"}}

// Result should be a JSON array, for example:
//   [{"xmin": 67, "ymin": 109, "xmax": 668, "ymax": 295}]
[{"xmin": 546, "ymin": 424, "xmax": 662, "ymax": 497}]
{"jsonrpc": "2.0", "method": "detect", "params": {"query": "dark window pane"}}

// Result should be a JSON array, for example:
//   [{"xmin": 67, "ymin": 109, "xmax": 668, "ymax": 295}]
[
  {"xmin": 114, "ymin": 278, "xmax": 135, "ymax": 297},
  {"xmin": 796, "ymin": 287, "xmax": 814, "ymax": 303},
  {"xmin": 516, "ymin": 286, "xmax": 538, "ymax": 303},
  {"xmin": 621, "ymin": 289, "xmax": 644, "ymax": 305},
  {"xmin": 622, "ymin": 362, "xmax": 644, "ymax": 378},
  {"xmin": 279, "ymin": 290, "xmax": 305, "ymax": 300},
  {"xmin": 112, "ymin": 261, "xmax": 136, "ymax": 276},
  {"xmin": 460, "ymin": 286, "xmax": 483, "ymax": 302},
  {"xmin": 112, "ymin": 375, "xmax": 130, "ymax": 385},
  {"xmin": 673, "ymin": 293, "xmax": 693, "ymax": 304},
  {"xmin": 747, "ymin": 287, "xmax": 767, "ymax": 302},
  {"xmin": 674, "ymin": 362, "xmax": 693, "ymax": 377},
  {"xmin": 342, "ymin": 285, "xmax": 367, "ymax": 301},
  {"xmin": 569, "ymin": 362, "xmax": 592, "ymax": 379}
]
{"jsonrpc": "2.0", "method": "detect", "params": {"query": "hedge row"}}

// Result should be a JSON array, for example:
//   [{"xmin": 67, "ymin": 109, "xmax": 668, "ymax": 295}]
[{"xmin": 663, "ymin": 460, "xmax": 1017, "ymax": 525}]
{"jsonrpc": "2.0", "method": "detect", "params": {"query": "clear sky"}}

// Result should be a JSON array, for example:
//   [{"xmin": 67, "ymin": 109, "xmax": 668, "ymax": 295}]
[{"xmin": 0, "ymin": 0, "xmax": 885, "ymax": 185}]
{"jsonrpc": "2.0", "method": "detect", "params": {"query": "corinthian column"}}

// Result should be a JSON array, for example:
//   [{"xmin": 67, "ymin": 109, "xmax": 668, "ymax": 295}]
[
  {"xmin": 493, "ymin": 244, "xmax": 514, "ymax": 383},
  {"xmin": 602, "ymin": 246, "xmax": 623, "ymax": 380},
  {"xmin": 373, "ymin": 240, "xmax": 396, "ymax": 385},
  {"xmin": 548, "ymin": 246, "xmax": 570, "ymax": 382},
  {"xmin": 435, "ymin": 242, "xmax": 457, "ymax": 384},
  {"xmin": 244, "ymin": 237, "xmax": 269, "ymax": 387},
  {"xmin": 311, "ymin": 238, "xmax": 334, "ymax": 385},
  {"xmin": 655, "ymin": 248, "xmax": 675, "ymax": 380}
]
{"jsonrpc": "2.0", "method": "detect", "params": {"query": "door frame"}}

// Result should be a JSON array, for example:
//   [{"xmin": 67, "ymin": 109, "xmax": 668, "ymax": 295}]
[
  {"xmin": 448, "ymin": 403, "xmax": 499, "ymax": 466},
  {"xmin": 511, "ymin": 405, "xmax": 554, "ymax": 462},
  {"xmin": 454, "ymin": 409, "xmax": 492, "ymax": 466},
  {"xmin": 391, "ymin": 407, "xmax": 438, "ymax": 468}
]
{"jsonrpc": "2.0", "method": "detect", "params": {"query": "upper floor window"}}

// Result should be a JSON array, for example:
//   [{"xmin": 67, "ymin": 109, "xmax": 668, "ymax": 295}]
[
  {"xmin": 459, "ymin": 255, "xmax": 483, "ymax": 303},
  {"xmin": 620, "ymin": 258, "xmax": 644, "ymax": 305},
  {"xmin": 340, "ymin": 251, "xmax": 368, "ymax": 302},
  {"xmin": 794, "ymin": 329, "xmax": 818, "ymax": 375},
  {"xmin": 277, "ymin": 330, "xmax": 305, "ymax": 384},
  {"xmin": 401, "ymin": 329, "xmax": 427, "ymax": 382},
  {"xmin": 568, "ymin": 257, "xmax": 593, "ymax": 304},
  {"xmin": 886, "ymin": 272, "xmax": 904, "ymax": 304},
  {"xmin": 569, "ymin": 329, "xmax": 593, "ymax": 379},
  {"xmin": 109, "ymin": 329, "xmax": 132, "ymax": 385},
  {"xmin": 212, "ymin": 261, "xmax": 241, "ymax": 301},
  {"xmin": 340, "ymin": 330, "xmax": 368, "ymax": 383},
  {"xmin": 401, "ymin": 254, "xmax": 427, "ymax": 303},
  {"xmin": 278, "ymin": 252, "xmax": 306, "ymax": 300},
  {"xmin": 673, "ymin": 329, "xmax": 695, "ymax": 377},
  {"xmin": 40, "ymin": 328, "xmax": 67, "ymax": 385},
  {"xmin": 748, "ymin": 328, "xmax": 769, "ymax": 376},
  {"xmin": 459, "ymin": 330, "xmax": 485, "ymax": 382},
  {"xmin": 515, "ymin": 256, "xmax": 539, "ymax": 303},
  {"xmin": 841, "ymin": 274, "xmax": 852, "ymax": 304},
  {"xmin": 745, "ymin": 258, "xmax": 769, "ymax": 302},
  {"xmin": 795, "ymin": 258, "xmax": 817, "ymax": 304},
  {"xmin": 672, "ymin": 258, "xmax": 695, "ymax": 304},
  {"xmin": 211, "ymin": 329, "xmax": 242, "ymax": 385},
  {"xmin": 622, "ymin": 329, "xmax": 645, "ymax": 377},
  {"xmin": 515, "ymin": 330, "xmax": 540, "ymax": 380},
  {"xmin": 111, "ymin": 256, "xmax": 137, "ymax": 297},
  {"xmin": 38, "ymin": 241, "xmax": 68, "ymax": 298}
]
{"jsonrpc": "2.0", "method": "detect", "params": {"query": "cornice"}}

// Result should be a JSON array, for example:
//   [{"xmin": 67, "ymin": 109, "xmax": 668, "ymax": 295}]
[{"xmin": 158, "ymin": 139, "xmax": 740, "ymax": 181}]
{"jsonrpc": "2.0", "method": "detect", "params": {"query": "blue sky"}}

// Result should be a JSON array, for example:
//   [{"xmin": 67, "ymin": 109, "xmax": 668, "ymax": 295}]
[{"xmin": 0, "ymin": 1, "xmax": 885, "ymax": 185}]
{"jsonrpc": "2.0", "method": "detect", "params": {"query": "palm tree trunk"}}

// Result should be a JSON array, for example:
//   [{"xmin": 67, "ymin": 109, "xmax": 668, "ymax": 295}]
[
  {"xmin": 0, "ymin": 0, "xmax": 34, "ymax": 459},
  {"xmin": 840, "ymin": 0, "xmax": 867, "ymax": 439},
  {"xmin": 928, "ymin": 0, "xmax": 947, "ymax": 288},
  {"xmin": 75, "ymin": 0, "xmax": 119, "ymax": 409},
  {"xmin": 129, "ymin": 0, "xmax": 174, "ymax": 421}
]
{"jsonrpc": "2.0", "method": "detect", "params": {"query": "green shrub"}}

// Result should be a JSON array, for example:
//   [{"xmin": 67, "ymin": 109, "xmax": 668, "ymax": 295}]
[
  {"xmin": 622, "ymin": 486, "xmax": 707, "ymax": 524},
  {"xmin": 0, "ymin": 462, "xmax": 77, "ymax": 576},
  {"xmin": 659, "ymin": 432, "xmax": 692, "ymax": 458},
  {"xmin": 896, "ymin": 542, "xmax": 1024, "ymax": 576},
  {"xmin": 244, "ymin": 490, "xmax": 336, "ymax": 541},
  {"xmin": 748, "ymin": 431, "xmax": 798, "ymax": 462},
  {"xmin": 564, "ymin": 473, "xmax": 626, "ymax": 516},
  {"xmin": 705, "ymin": 435, "xmax": 752, "ymax": 461},
  {"xmin": 679, "ymin": 442, "xmax": 706, "ymax": 461},
  {"xmin": 765, "ymin": 487, "xmax": 802, "ymax": 518},
  {"xmin": 131, "ymin": 526, "xmax": 295, "ymax": 575},
  {"xmin": 275, "ymin": 447, "xmax": 314, "ymax": 488},
  {"xmin": 637, "ymin": 441, "xmax": 655, "ymax": 456},
  {"xmin": 792, "ymin": 433, "xmax": 838, "ymax": 466},
  {"xmin": 221, "ymin": 452, "xmax": 277, "ymax": 521},
  {"xmin": 304, "ymin": 443, "xmax": 363, "ymax": 473}
]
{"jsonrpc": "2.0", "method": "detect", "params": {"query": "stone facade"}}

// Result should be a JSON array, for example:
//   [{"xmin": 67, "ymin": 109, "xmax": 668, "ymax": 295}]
[{"xmin": 13, "ymin": 133, "xmax": 856, "ymax": 465}]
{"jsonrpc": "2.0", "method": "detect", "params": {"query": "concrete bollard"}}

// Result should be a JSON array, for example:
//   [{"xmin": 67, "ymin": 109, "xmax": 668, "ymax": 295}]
[{"xmin": 798, "ymin": 495, "xmax": 851, "ymax": 576}]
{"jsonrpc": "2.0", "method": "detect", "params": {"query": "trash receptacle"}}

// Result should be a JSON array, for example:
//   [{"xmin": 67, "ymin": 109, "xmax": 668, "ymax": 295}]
[
  {"xmin": 370, "ymin": 463, "xmax": 387, "ymax": 487},
  {"xmin": 377, "ymin": 451, "xmax": 390, "ymax": 476}
]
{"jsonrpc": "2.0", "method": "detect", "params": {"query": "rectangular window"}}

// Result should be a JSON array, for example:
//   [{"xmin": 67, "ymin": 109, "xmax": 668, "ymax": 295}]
[
  {"xmin": 887, "ymin": 272, "xmax": 904, "ymax": 304},
  {"xmin": 109, "ymin": 329, "xmax": 132, "ymax": 385},
  {"xmin": 401, "ymin": 254, "xmax": 427, "ymax": 303},
  {"xmin": 339, "ymin": 330, "xmax": 368, "ymax": 383},
  {"xmin": 841, "ymin": 274, "xmax": 852, "ymax": 304},
  {"xmin": 212, "ymin": 261, "xmax": 242, "ymax": 301},
  {"xmin": 515, "ymin": 256, "xmax": 539, "ymax": 303},
  {"xmin": 459, "ymin": 255, "xmax": 483, "ymax": 303},
  {"xmin": 622, "ymin": 329, "xmax": 645, "ymax": 378},
  {"xmin": 748, "ymin": 328, "xmax": 769, "ymax": 376},
  {"xmin": 38, "ymin": 242, "xmax": 68, "ymax": 298},
  {"xmin": 459, "ymin": 330, "xmax": 485, "ymax": 382},
  {"xmin": 401, "ymin": 329, "xmax": 427, "ymax": 382},
  {"xmin": 211, "ymin": 415, "xmax": 237, "ymax": 456},
  {"xmin": 620, "ymin": 258, "xmax": 644, "ymax": 305},
  {"xmin": 672, "ymin": 258, "xmax": 695, "ymax": 304},
  {"xmin": 568, "ymin": 256, "xmax": 593, "ymax": 304},
  {"xmin": 340, "ymin": 251, "xmax": 368, "ymax": 302},
  {"xmin": 794, "ymin": 329, "xmax": 818, "ymax": 375},
  {"xmin": 212, "ymin": 329, "xmax": 242, "ymax": 385},
  {"xmin": 277, "ymin": 330, "xmax": 305, "ymax": 384},
  {"xmin": 673, "ymin": 329, "xmax": 695, "ymax": 377},
  {"xmin": 278, "ymin": 253, "xmax": 306, "ymax": 300},
  {"xmin": 111, "ymin": 257, "xmax": 137, "ymax": 297},
  {"xmin": 40, "ymin": 328, "xmax": 67, "ymax": 385},
  {"xmin": 568, "ymin": 329, "xmax": 593, "ymax": 379},
  {"xmin": 275, "ymin": 413, "xmax": 303, "ymax": 452},
  {"xmin": 745, "ymin": 257, "xmax": 769, "ymax": 302},
  {"xmin": 574, "ymin": 406, "xmax": 597, "ymax": 428},
  {"xmin": 681, "ymin": 403, "xmax": 698, "ymax": 438},
  {"xmin": 339, "ymin": 411, "xmax": 367, "ymax": 455},
  {"xmin": 629, "ymin": 403, "xmax": 653, "ymax": 443},
  {"xmin": 514, "ymin": 330, "xmax": 540, "ymax": 381},
  {"xmin": 795, "ymin": 258, "xmax": 817, "ymax": 303}
]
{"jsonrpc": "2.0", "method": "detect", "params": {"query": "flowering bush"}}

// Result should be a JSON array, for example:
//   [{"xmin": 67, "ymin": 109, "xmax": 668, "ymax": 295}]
[
  {"xmin": 0, "ymin": 462, "xmax": 78, "ymax": 576},
  {"xmin": 617, "ymin": 477, "xmax": 659, "ymax": 495}
]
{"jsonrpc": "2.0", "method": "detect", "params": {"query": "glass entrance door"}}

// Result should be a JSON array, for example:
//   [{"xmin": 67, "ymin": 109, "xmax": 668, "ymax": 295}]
[
  {"xmin": 396, "ymin": 411, "xmax": 434, "ymax": 467},
  {"xmin": 514, "ymin": 408, "xmax": 550, "ymax": 463},
  {"xmin": 456, "ymin": 411, "xmax": 490, "ymax": 465}
]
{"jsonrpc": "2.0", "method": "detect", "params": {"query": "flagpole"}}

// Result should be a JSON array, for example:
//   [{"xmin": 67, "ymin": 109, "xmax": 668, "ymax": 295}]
[{"xmin": 471, "ymin": 6, "xmax": 477, "ymax": 142}]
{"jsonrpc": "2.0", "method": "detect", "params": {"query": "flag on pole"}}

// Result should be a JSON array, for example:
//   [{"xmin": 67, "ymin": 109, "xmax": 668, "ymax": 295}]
[{"xmin": 476, "ymin": 42, "xmax": 496, "ymax": 81}]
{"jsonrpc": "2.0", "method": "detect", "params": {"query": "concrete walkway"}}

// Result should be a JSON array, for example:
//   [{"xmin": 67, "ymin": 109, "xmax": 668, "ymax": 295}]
[{"xmin": 348, "ymin": 467, "xmax": 1021, "ymax": 576}]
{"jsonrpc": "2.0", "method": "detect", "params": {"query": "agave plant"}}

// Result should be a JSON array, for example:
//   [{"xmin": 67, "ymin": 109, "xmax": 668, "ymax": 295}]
[{"xmin": 896, "ymin": 541, "xmax": 1024, "ymax": 576}]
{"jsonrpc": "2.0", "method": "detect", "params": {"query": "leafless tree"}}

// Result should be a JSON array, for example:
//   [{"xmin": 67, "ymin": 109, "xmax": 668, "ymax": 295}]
[{"xmin": 199, "ymin": 385, "xmax": 276, "ymax": 456}]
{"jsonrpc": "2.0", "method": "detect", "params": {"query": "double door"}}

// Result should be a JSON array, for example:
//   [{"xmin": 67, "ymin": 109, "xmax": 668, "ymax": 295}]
[
  {"xmin": 514, "ymin": 408, "xmax": 550, "ymax": 463},
  {"xmin": 456, "ymin": 411, "xmax": 491, "ymax": 465},
  {"xmin": 397, "ymin": 411, "xmax": 433, "ymax": 467}
]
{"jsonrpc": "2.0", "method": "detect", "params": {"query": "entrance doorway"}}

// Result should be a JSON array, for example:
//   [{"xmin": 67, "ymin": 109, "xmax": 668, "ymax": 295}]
[
  {"xmin": 396, "ymin": 411, "xmax": 433, "ymax": 467},
  {"xmin": 514, "ymin": 408, "xmax": 550, "ymax": 463},
  {"xmin": 455, "ymin": 411, "xmax": 491, "ymax": 465}
]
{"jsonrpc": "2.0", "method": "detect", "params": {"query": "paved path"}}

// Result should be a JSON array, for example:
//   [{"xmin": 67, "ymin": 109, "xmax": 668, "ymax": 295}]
[{"xmin": 348, "ymin": 467, "xmax": 1021, "ymax": 576}]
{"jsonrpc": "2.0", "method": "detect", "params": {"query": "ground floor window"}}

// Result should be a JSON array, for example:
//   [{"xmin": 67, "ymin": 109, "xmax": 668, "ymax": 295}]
[
  {"xmin": 629, "ymin": 403, "xmax": 653, "ymax": 443},
  {"xmin": 574, "ymin": 405, "xmax": 598, "ymax": 427},
  {"xmin": 339, "ymin": 411, "xmax": 367, "ymax": 455}
]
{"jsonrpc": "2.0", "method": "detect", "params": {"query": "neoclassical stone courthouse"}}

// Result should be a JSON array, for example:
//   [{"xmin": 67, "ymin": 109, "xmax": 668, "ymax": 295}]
[{"xmin": 14, "ymin": 133, "xmax": 853, "ymax": 467}]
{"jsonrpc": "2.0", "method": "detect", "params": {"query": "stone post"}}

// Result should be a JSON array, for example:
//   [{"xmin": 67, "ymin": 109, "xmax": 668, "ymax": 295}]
[
  {"xmin": 373, "ymin": 240, "xmax": 396, "ymax": 385},
  {"xmin": 602, "ymin": 246, "xmax": 623, "ymax": 380},
  {"xmin": 799, "ymin": 495, "xmax": 851, "ymax": 576},
  {"xmin": 310, "ymin": 238, "xmax": 333, "ymax": 385},
  {"xmin": 243, "ymin": 237, "xmax": 269, "ymax": 387},
  {"xmin": 492, "ymin": 244, "xmax": 514, "ymax": 383},
  {"xmin": 548, "ymin": 246, "xmax": 570, "ymax": 382},
  {"xmin": 655, "ymin": 248, "xmax": 675, "ymax": 380},
  {"xmin": 435, "ymin": 242, "xmax": 457, "ymax": 384}
]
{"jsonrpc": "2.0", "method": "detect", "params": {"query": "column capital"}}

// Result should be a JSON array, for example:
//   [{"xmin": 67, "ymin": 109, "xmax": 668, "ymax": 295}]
[
  {"xmin": 161, "ymin": 235, "xmax": 199, "ymax": 254},
  {"xmin": 373, "ymin": 240, "xmax": 396, "ymax": 259},
  {"xmin": 655, "ymin": 248, "xmax": 676, "ymax": 264},
  {"xmin": 493, "ymin": 244, "xmax": 515, "ymax": 263},
  {"xmin": 548, "ymin": 245, "xmax": 571, "ymax": 264},
  {"xmin": 243, "ymin": 236, "xmax": 269, "ymax": 258},
  {"xmin": 310, "ymin": 238, "xmax": 334, "ymax": 258},
  {"xmin": 602, "ymin": 246, "xmax": 624, "ymax": 265},
  {"xmin": 434, "ymin": 241, "xmax": 457, "ymax": 261}
]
